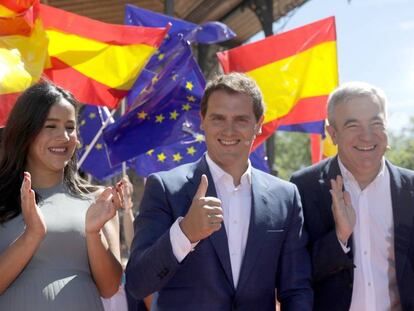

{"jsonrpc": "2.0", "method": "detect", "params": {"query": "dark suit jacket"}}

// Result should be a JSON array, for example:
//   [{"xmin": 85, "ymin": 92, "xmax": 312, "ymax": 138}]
[
  {"xmin": 291, "ymin": 156, "xmax": 414, "ymax": 311},
  {"xmin": 125, "ymin": 156, "xmax": 312, "ymax": 311}
]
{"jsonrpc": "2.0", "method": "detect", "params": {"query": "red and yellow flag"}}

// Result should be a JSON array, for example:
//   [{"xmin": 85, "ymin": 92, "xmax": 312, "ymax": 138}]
[
  {"xmin": 1, "ymin": 1, "xmax": 168, "ymax": 126},
  {"xmin": 0, "ymin": 0, "xmax": 47, "ymax": 125},
  {"xmin": 217, "ymin": 17, "xmax": 338, "ymax": 149},
  {"xmin": 39, "ymin": 4, "xmax": 168, "ymax": 109}
]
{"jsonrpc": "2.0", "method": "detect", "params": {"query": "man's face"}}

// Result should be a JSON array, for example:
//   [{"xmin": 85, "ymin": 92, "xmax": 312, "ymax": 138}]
[
  {"xmin": 327, "ymin": 95, "xmax": 388, "ymax": 179},
  {"xmin": 201, "ymin": 90, "xmax": 263, "ymax": 175}
]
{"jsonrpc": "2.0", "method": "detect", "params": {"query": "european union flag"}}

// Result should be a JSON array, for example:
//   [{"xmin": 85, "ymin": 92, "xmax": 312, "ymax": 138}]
[
  {"xmin": 78, "ymin": 105, "xmax": 123, "ymax": 181},
  {"xmin": 124, "ymin": 4, "xmax": 236, "ymax": 44},
  {"xmin": 134, "ymin": 137, "xmax": 269, "ymax": 176},
  {"xmin": 103, "ymin": 40, "xmax": 205, "ymax": 166}
]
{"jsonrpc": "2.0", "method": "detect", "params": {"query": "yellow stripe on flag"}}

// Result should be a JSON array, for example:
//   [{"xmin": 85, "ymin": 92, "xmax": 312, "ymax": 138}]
[
  {"xmin": 0, "ymin": 20, "xmax": 47, "ymax": 94},
  {"xmin": 323, "ymin": 132, "xmax": 337, "ymax": 158},
  {"xmin": 45, "ymin": 30, "xmax": 158, "ymax": 90},
  {"xmin": 247, "ymin": 41, "xmax": 338, "ymax": 123},
  {"xmin": 0, "ymin": 5, "xmax": 15, "ymax": 17}
]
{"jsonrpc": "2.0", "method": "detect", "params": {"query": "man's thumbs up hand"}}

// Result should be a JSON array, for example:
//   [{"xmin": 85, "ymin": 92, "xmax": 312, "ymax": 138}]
[{"xmin": 180, "ymin": 174, "xmax": 223, "ymax": 243}]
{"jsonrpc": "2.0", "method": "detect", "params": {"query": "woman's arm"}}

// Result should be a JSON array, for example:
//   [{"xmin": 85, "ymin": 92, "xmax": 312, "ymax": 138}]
[
  {"xmin": 0, "ymin": 172, "xmax": 46, "ymax": 294},
  {"xmin": 86, "ymin": 187, "xmax": 123, "ymax": 298}
]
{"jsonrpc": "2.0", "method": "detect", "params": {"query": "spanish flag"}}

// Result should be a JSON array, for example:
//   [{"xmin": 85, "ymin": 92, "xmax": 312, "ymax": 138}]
[
  {"xmin": 39, "ymin": 4, "xmax": 169, "ymax": 109},
  {"xmin": 1, "ymin": 2, "xmax": 168, "ymax": 126},
  {"xmin": 0, "ymin": 0, "xmax": 47, "ymax": 126},
  {"xmin": 217, "ymin": 16, "xmax": 338, "ymax": 149}
]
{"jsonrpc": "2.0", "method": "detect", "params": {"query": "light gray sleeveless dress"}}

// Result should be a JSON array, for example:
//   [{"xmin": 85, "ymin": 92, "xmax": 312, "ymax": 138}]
[{"xmin": 0, "ymin": 183, "xmax": 104, "ymax": 311}]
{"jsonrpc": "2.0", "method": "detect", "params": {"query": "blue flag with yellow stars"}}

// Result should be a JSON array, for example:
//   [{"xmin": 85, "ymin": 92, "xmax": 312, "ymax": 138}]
[
  {"xmin": 124, "ymin": 4, "xmax": 235, "ymax": 45},
  {"xmin": 103, "ymin": 40, "xmax": 205, "ymax": 166},
  {"xmin": 78, "ymin": 105, "xmax": 123, "ymax": 181},
  {"xmin": 134, "ymin": 141, "xmax": 269, "ymax": 176}
]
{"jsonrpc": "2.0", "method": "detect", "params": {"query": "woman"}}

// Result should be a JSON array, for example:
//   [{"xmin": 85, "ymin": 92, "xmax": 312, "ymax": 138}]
[{"xmin": 0, "ymin": 81, "xmax": 123, "ymax": 310}]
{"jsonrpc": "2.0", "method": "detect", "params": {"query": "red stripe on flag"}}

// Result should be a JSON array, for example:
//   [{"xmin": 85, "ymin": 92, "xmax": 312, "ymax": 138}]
[
  {"xmin": 310, "ymin": 134, "xmax": 322, "ymax": 164},
  {"xmin": 251, "ymin": 96, "xmax": 328, "ymax": 150},
  {"xmin": 217, "ymin": 16, "xmax": 336, "ymax": 73},
  {"xmin": 43, "ymin": 57, "xmax": 127, "ymax": 109},
  {"xmin": 0, "ymin": 93, "xmax": 19, "ymax": 126},
  {"xmin": 38, "ymin": 4, "xmax": 168, "ymax": 46},
  {"xmin": 277, "ymin": 96, "xmax": 328, "ymax": 126}
]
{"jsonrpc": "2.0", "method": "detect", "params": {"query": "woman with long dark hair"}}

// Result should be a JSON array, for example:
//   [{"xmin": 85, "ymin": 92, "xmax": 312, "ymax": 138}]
[{"xmin": 0, "ymin": 81, "xmax": 124, "ymax": 310}]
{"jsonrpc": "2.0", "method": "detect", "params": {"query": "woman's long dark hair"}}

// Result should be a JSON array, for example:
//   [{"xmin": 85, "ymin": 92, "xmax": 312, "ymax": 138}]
[{"xmin": 0, "ymin": 81, "xmax": 98, "ymax": 223}]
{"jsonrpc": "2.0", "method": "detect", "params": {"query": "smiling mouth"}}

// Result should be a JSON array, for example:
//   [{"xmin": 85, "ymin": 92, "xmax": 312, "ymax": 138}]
[
  {"xmin": 218, "ymin": 139, "xmax": 240, "ymax": 146},
  {"xmin": 48, "ymin": 147, "xmax": 68, "ymax": 154},
  {"xmin": 354, "ymin": 145, "xmax": 376, "ymax": 151}
]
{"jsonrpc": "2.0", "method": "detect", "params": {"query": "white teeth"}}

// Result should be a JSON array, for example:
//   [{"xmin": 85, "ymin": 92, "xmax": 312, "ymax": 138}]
[
  {"xmin": 219, "ymin": 139, "xmax": 238, "ymax": 145},
  {"xmin": 355, "ymin": 145, "xmax": 375, "ymax": 151},
  {"xmin": 49, "ymin": 147, "xmax": 67, "ymax": 153}
]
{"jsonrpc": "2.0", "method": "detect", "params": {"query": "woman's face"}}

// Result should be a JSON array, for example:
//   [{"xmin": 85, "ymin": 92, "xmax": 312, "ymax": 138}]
[{"xmin": 26, "ymin": 98, "xmax": 77, "ymax": 177}]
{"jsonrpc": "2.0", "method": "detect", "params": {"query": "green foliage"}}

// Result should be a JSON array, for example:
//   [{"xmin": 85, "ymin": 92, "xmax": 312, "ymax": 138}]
[
  {"xmin": 273, "ymin": 131, "xmax": 312, "ymax": 180},
  {"xmin": 386, "ymin": 117, "xmax": 414, "ymax": 170}
]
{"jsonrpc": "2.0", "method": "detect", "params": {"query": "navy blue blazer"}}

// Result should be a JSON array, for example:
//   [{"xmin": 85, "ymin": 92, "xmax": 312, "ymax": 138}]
[
  {"xmin": 126, "ymin": 156, "xmax": 312, "ymax": 311},
  {"xmin": 291, "ymin": 156, "xmax": 414, "ymax": 311}
]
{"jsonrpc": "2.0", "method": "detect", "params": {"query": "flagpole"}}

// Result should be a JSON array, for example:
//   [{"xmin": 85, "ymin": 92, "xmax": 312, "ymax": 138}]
[
  {"xmin": 77, "ymin": 109, "xmax": 117, "ymax": 169},
  {"xmin": 120, "ymin": 98, "xmax": 127, "ymax": 177}
]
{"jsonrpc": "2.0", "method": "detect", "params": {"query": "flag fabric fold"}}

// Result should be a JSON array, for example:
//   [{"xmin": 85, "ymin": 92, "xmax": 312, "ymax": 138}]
[{"xmin": 217, "ymin": 16, "xmax": 338, "ymax": 149}]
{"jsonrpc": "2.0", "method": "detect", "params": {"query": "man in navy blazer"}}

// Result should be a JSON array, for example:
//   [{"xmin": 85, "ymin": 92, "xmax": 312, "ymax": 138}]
[
  {"xmin": 126, "ymin": 73, "xmax": 313, "ymax": 310},
  {"xmin": 291, "ymin": 82, "xmax": 414, "ymax": 310}
]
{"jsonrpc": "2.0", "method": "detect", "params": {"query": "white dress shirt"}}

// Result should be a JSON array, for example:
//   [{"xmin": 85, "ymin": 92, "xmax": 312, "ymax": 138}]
[
  {"xmin": 170, "ymin": 153, "xmax": 252, "ymax": 287},
  {"xmin": 338, "ymin": 157, "xmax": 401, "ymax": 311}
]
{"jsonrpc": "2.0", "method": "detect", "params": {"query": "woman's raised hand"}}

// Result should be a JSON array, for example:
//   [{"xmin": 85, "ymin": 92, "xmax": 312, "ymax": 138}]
[
  {"xmin": 20, "ymin": 172, "xmax": 47, "ymax": 240},
  {"xmin": 85, "ymin": 182, "xmax": 124, "ymax": 234}
]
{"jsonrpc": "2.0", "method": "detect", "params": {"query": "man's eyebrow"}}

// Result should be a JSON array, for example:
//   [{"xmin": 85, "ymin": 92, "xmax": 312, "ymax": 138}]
[{"xmin": 343, "ymin": 118, "xmax": 358, "ymax": 126}]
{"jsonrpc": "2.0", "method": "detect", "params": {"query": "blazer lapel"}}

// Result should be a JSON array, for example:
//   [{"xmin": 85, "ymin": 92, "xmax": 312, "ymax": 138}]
[
  {"xmin": 387, "ymin": 162, "xmax": 414, "ymax": 287},
  {"xmin": 187, "ymin": 157, "xmax": 234, "ymax": 288},
  {"xmin": 236, "ymin": 169, "xmax": 269, "ymax": 293}
]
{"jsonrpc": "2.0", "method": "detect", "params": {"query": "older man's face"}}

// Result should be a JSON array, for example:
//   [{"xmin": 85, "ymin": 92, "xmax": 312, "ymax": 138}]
[{"xmin": 327, "ymin": 95, "xmax": 388, "ymax": 180}]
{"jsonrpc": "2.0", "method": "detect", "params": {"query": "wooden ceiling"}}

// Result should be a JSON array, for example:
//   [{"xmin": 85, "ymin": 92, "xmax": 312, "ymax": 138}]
[{"xmin": 40, "ymin": 0, "xmax": 308, "ymax": 46}]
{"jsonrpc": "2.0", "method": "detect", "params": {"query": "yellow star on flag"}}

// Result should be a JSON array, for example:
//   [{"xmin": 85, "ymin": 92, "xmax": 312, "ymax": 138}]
[
  {"xmin": 146, "ymin": 149, "xmax": 154, "ymax": 156},
  {"xmin": 170, "ymin": 110, "xmax": 179, "ymax": 120},
  {"xmin": 173, "ymin": 153, "xmax": 183, "ymax": 162},
  {"xmin": 187, "ymin": 146, "xmax": 196, "ymax": 156},
  {"xmin": 157, "ymin": 152, "xmax": 167, "ymax": 162},
  {"xmin": 89, "ymin": 112, "xmax": 96, "ymax": 119},
  {"xmin": 80, "ymin": 119, "xmax": 86, "ymax": 126},
  {"xmin": 152, "ymin": 75, "xmax": 159, "ymax": 84},
  {"xmin": 187, "ymin": 95, "xmax": 196, "ymax": 102},
  {"xmin": 95, "ymin": 143, "xmax": 103, "ymax": 150},
  {"xmin": 185, "ymin": 81, "xmax": 194, "ymax": 91},
  {"xmin": 195, "ymin": 134, "xmax": 205, "ymax": 143},
  {"xmin": 158, "ymin": 53, "xmax": 165, "ymax": 61},
  {"xmin": 182, "ymin": 103, "xmax": 191, "ymax": 111},
  {"xmin": 172, "ymin": 74, "xmax": 178, "ymax": 81},
  {"xmin": 155, "ymin": 114, "xmax": 165, "ymax": 123},
  {"xmin": 137, "ymin": 111, "xmax": 148, "ymax": 119}
]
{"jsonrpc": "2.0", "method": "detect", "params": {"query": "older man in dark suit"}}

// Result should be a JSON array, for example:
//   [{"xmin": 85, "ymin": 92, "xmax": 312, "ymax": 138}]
[
  {"xmin": 126, "ymin": 73, "xmax": 312, "ymax": 311},
  {"xmin": 291, "ymin": 82, "xmax": 414, "ymax": 311}
]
